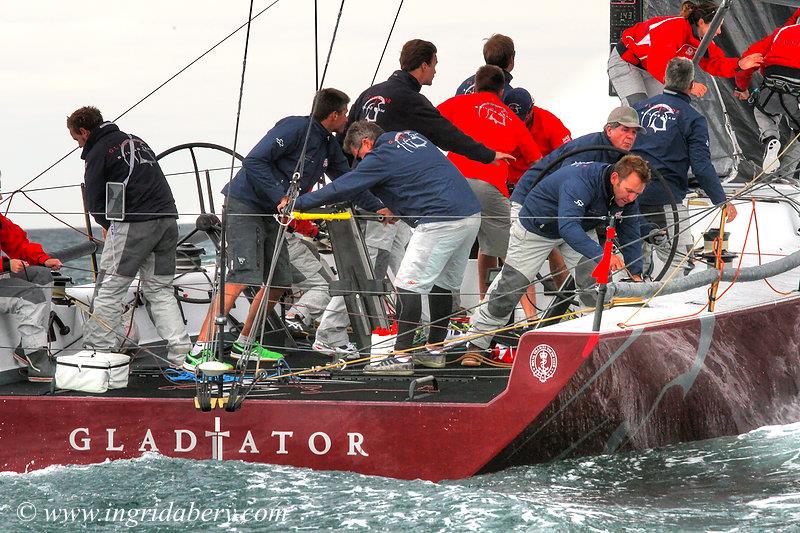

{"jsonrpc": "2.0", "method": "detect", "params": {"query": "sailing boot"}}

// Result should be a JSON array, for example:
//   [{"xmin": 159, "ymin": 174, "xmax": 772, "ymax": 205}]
[{"xmin": 24, "ymin": 349, "xmax": 56, "ymax": 383}]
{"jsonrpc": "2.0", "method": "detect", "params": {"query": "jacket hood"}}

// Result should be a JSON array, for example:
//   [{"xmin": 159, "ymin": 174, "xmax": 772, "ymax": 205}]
[{"xmin": 81, "ymin": 122, "xmax": 120, "ymax": 159}]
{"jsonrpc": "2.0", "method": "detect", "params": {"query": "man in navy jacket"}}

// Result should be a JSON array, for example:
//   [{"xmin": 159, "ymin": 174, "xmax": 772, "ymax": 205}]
[
  {"xmin": 633, "ymin": 57, "xmax": 737, "ymax": 277},
  {"xmin": 186, "ymin": 88, "xmax": 359, "ymax": 370},
  {"xmin": 288, "ymin": 122, "xmax": 482, "ymax": 375},
  {"xmin": 348, "ymin": 39, "xmax": 507, "ymax": 165},
  {"xmin": 455, "ymin": 33, "xmax": 516, "ymax": 104},
  {"xmin": 464, "ymin": 157, "xmax": 650, "ymax": 362},
  {"xmin": 68, "ymin": 106, "xmax": 191, "ymax": 367},
  {"xmin": 511, "ymin": 106, "xmax": 643, "ymax": 206},
  {"xmin": 509, "ymin": 106, "xmax": 644, "ymax": 291}
]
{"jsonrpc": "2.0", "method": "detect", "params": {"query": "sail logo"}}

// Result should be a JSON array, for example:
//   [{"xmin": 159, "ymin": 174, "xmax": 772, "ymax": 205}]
[
  {"xmin": 362, "ymin": 96, "xmax": 389, "ymax": 122},
  {"xmin": 530, "ymin": 344, "xmax": 558, "ymax": 383},
  {"xmin": 641, "ymin": 103, "xmax": 678, "ymax": 134},
  {"xmin": 476, "ymin": 103, "xmax": 508, "ymax": 126}
]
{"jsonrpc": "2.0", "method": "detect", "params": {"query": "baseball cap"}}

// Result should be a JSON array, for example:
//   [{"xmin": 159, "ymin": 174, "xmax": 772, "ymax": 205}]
[
  {"xmin": 606, "ymin": 106, "xmax": 645, "ymax": 132},
  {"xmin": 504, "ymin": 87, "xmax": 534, "ymax": 121}
]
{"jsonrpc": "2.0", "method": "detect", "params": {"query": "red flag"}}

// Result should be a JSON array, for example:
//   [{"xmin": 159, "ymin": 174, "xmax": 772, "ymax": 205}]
[{"xmin": 591, "ymin": 226, "xmax": 617, "ymax": 284}]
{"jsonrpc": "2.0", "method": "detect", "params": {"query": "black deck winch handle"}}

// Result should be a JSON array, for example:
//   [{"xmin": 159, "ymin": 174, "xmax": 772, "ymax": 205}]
[{"xmin": 406, "ymin": 375, "xmax": 439, "ymax": 401}]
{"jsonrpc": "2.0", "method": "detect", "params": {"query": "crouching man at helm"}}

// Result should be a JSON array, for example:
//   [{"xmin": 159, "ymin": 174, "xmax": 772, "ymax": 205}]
[
  {"xmin": 0, "ymin": 211, "xmax": 63, "ymax": 382},
  {"xmin": 462, "ymin": 156, "xmax": 650, "ymax": 365}
]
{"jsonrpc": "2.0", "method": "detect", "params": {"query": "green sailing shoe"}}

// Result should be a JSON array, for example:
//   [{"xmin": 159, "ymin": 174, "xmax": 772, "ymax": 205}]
[
  {"xmin": 183, "ymin": 349, "xmax": 213, "ymax": 372},
  {"xmin": 230, "ymin": 341, "xmax": 285, "ymax": 363}
]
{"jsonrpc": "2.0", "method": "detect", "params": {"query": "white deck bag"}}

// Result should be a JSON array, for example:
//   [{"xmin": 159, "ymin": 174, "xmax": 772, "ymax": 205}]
[{"xmin": 54, "ymin": 351, "xmax": 131, "ymax": 393}]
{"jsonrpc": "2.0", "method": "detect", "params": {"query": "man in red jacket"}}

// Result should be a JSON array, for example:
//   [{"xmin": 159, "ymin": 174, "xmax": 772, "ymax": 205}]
[
  {"xmin": 608, "ymin": 1, "xmax": 763, "ymax": 105},
  {"xmin": 734, "ymin": 8, "xmax": 800, "ymax": 173},
  {"xmin": 438, "ymin": 65, "xmax": 541, "ymax": 298},
  {"xmin": 0, "ymin": 214, "xmax": 62, "ymax": 382}
]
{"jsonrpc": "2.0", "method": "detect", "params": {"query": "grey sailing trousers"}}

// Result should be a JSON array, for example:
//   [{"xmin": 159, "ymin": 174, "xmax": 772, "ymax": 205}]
[
  {"xmin": 468, "ymin": 220, "xmax": 596, "ymax": 350},
  {"xmin": 0, "ymin": 266, "xmax": 53, "ymax": 352},
  {"xmin": 84, "ymin": 218, "xmax": 191, "ymax": 363}
]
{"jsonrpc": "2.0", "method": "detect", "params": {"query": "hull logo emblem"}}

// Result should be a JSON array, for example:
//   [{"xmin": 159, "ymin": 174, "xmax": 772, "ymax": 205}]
[{"xmin": 530, "ymin": 344, "xmax": 558, "ymax": 383}]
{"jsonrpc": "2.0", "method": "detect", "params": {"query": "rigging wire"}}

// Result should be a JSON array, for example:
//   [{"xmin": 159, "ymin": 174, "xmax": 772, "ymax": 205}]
[
  {"xmin": 370, "ymin": 0, "xmax": 405, "ymax": 86},
  {"xmin": 7, "ymin": 0, "xmax": 283, "ymax": 197},
  {"xmin": 215, "ymin": 0, "xmax": 259, "ymax": 364},
  {"xmin": 315, "ymin": 0, "xmax": 320, "ymax": 90}
]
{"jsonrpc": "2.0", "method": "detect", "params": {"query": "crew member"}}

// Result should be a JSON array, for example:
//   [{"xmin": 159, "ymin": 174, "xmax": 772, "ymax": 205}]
[
  {"xmin": 289, "ymin": 122, "xmax": 482, "ymax": 376},
  {"xmin": 504, "ymin": 87, "xmax": 572, "ymax": 186},
  {"xmin": 456, "ymin": 34, "xmax": 516, "ymax": 103},
  {"xmin": 315, "ymin": 39, "xmax": 512, "ymax": 359},
  {"xmin": 634, "ymin": 57, "xmax": 737, "ymax": 277},
  {"xmin": 282, "ymin": 220, "xmax": 335, "ymax": 339},
  {"xmin": 608, "ymin": 1, "xmax": 763, "ymax": 106},
  {"xmin": 509, "ymin": 106, "xmax": 644, "ymax": 294},
  {"xmin": 67, "ymin": 106, "xmax": 191, "ymax": 367},
  {"xmin": 348, "ymin": 38, "xmax": 508, "ymax": 165},
  {"xmin": 187, "ymin": 88, "xmax": 364, "ymax": 370},
  {"xmin": 0, "ymin": 214, "xmax": 62, "ymax": 382},
  {"xmin": 463, "ymin": 157, "xmax": 650, "ymax": 365},
  {"xmin": 734, "ymin": 8, "xmax": 800, "ymax": 173},
  {"xmin": 438, "ymin": 65, "xmax": 541, "ymax": 299}
]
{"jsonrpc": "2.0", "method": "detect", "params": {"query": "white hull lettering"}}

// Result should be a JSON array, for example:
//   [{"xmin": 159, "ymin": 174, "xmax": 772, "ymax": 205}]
[
  {"xmin": 347, "ymin": 432, "xmax": 369, "ymax": 456},
  {"xmin": 271, "ymin": 431, "xmax": 294, "ymax": 455},
  {"xmin": 68, "ymin": 426, "xmax": 368, "ymax": 458},
  {"xmin": 239, "ymin": 431, "xmax": 259, "ymax": 454},
  {"xmin": 69, "ymin": 428, "xmax": 90, "ymax": 451},
  {"xmin": 138, "ymin": 429, "xmax": 159, "ymax": 452},
  {"xmin": 106, "ymin": 428, "xmax": 124, "ymax": 451},
  {"xmin": 174, "ymin": 430, "xmax": 197, "ymax": 453},
  {"xmin": 308, "ymin": 432, "xmax": 331, "ymax": 455}
]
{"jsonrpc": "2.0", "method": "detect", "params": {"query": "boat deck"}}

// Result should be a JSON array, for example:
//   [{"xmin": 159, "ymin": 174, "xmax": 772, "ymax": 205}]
[{"xmin": 0, "ymin": 340, "xmax": 511, "ymax": 404}]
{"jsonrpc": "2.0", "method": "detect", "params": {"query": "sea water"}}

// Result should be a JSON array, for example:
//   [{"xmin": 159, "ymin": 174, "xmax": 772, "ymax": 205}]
[
  {"xmin": 8, "ymin": 228, "xmax": 799, "ymax": 532},
  {"xmin": 1, "ymin": 419, "xmax": 799, "ymax": 532}
]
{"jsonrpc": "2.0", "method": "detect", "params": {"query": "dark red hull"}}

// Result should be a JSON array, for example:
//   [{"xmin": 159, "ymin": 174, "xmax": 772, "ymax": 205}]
[{"xmin": 2, "ymin": 296, "xmax": 798, "ymax": 481}]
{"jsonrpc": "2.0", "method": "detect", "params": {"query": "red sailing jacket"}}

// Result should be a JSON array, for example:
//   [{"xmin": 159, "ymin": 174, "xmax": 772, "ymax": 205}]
[
  {"xmin": 437, "ymin": 92, "xmax": 541, "ymax": 197},
  {"xmin": 508, "ymin": 107, "xmax": 571, "ymax": 185},
  {"xmin": 735, "ymin": 10, "xmax": 800, "ymax": 90},
  {"xmin": 618, "ymin": 16, "xmax": 739, "ymax": 83},
  {"xmin": 0, "ymin": 215, "xmax": 50, "ymax": 273}
]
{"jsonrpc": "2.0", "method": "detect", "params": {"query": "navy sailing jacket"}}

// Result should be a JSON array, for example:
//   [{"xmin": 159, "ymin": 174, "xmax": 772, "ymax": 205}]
[
  {"xmin": 633, "ymin": 90, "xmax": 726, "ymax": 206},
  {"xmin": 518, "ymin": 162, "xmax": 643, "ymax": 274},
  {"xmin": 224, "ymin": 116, "xmax": 354, "ymax": 214},
  {"xmin": 455, "ymin": 69, "xmax": 515, "ymax": 104},
  {"xmin": 81, "ymin": 122, "xmax": 177, "ymax": 229},
  {"xmin": 348, "ymin": 70, "xmax": 494, "ymax": 164},
  {"xmin": 511, "ymin": 130, "xmax": 621, "ymax": 205},
  {"xmin": 293, "ymin": 131, "xmax": 481, "ymax": 227}
]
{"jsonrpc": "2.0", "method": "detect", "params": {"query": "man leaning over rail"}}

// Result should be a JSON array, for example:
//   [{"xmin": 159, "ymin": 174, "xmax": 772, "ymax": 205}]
[
  {"xmin": 633, "ymin": 57, "xmax": 737, "ymax": 278},
  {"xmin": 67, "ymin": 106, "xmax": 191, "ymax": 367},
  {"xmin": 286, "ymin": 121, "xmax": 489, "ymax": 376},
  {"xmin": 462, "ymin": 156, "xmax": 650, "ymax": 366}
]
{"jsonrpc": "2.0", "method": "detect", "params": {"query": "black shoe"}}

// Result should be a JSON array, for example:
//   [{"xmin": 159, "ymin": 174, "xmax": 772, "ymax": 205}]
[{"xmin": 284, "ymin": 314, "xmax": 310, "ymax": 339}]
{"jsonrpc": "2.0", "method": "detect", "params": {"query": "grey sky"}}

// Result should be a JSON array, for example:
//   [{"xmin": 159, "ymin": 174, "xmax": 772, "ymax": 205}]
[{"xmin": 1, "ymin": 1, "xmax": 615, "ymax": 229}]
